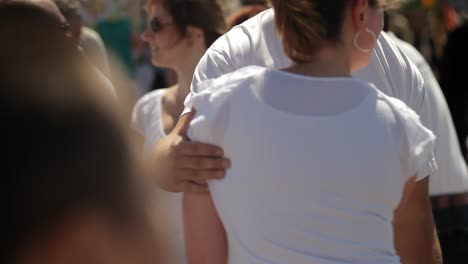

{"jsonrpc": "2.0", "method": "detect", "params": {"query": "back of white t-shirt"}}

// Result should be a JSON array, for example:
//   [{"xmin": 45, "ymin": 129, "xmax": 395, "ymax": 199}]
[{"xmin": 188, "ymin": 66, "xmax": 436, "ymax": 263}]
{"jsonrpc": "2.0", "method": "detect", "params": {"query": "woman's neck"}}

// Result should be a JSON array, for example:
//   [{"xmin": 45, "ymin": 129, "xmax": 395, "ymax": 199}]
[
  {"xmin": 285, "ymin": 47, "xmax": 353, "ymax": 78},
  {"xmin": 172, "ymin": 48, "xmax": 204, "ymax": 105}
]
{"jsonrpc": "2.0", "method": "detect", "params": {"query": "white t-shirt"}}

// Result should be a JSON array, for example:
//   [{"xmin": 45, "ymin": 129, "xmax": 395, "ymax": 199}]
[
  {"xmin": 388, "ymin": 33, "xmax": 468, "ymax": 195},
  {"xmin": 132, "ymin": 88, "xmax": 187, "ymax": 264},
  {"xmin": 188, "ymin": 66, "xmax": 436, "ymax": 264},
  {"xmin": 133, "ymin": 89, "xmax": 168, "ymax": 149},
  {"xmin": 185, "ymin": 8, "xmax": 465, "ymax": 195}
]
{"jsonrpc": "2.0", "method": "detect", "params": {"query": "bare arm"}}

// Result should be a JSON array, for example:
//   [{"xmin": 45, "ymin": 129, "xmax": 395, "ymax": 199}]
[
  {"xmin": 393, "ymin": 176, "xmax": 442, "ymax": 264},
  {"xmin": 184, "ymin": 192, "xmax": 227, "ymax": 264},
  {"xmin": 151, "ymin": 111, "xmax": 231, "ymax": 193}
]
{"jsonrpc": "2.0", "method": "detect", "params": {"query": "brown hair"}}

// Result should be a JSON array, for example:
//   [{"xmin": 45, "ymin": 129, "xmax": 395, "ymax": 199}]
[
  {"xmin": 226, "ymin": 4, "xmax": 268, "ymax": 29},
  {"xmin": 269, "ymin": 0, "xmax": 380, "ymax": 63},
  {"xmin": 146, "ymin": 0, "xmax": 226, "ymax": 48}
]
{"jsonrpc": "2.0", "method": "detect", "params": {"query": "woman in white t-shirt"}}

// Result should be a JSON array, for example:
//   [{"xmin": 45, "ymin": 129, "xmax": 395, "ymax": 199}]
[
  {"xmin": 131, "ymin": 0, "xmax": 225, "ymax": 262},
  {"xmin": 184, "ymin": 0, "xmax": 439, "ymax": 264}
]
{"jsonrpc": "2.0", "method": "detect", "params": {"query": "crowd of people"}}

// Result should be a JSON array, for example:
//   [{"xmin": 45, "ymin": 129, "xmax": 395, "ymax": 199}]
[{"xmin": 3, "ymin": 0, "xmax": 468, "ymax": 263}]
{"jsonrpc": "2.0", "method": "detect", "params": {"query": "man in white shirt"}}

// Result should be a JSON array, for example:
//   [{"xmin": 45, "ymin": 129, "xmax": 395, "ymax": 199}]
[
  {"xmin": 150, "ymin": 8, "xmax": 444, "ymax": 262},
  {"xmin": 387, "ymin": 28, "xmax": 468, "ymax": 263}
]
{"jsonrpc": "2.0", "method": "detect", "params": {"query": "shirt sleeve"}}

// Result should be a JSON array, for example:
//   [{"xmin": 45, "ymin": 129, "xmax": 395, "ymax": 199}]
[
  {"xmin": 131, "ymin": 92, "xmax": 159, "ymax": 137},
  {"xmin": 183, "ymin": 26, "xmax": 255, "ymax": 115},
  {"xmin": 393, "ymin": 101, "xmax": 438, "ymax": 182},
  {"xmin": 371, "ymin": 32, "xmax": 427, "ymax": 115},
  {"xmin": 186, "ymin": 79, "xmax": 232, "ymax": 145}
]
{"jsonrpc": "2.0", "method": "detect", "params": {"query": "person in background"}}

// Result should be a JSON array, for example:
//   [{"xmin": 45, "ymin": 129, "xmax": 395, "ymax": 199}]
[
  {"xmin": 54, "ymin": 0, "xmax": 110, "ymax": 76},
  {"xmin": 184, "ymin": 0, "xmax": 438, "ymax": 262},
  {"xmin": 0, "ymin": 2, "xmax": 168, "ymax": 264},
  {"xmin": 385, "ymin": 11, "xmax": 468, "ymax": 263},
  {"xmin": 131, "ymin": 0, "xmax": 226, "ymax": 262},
  {"xmin": 226, "ymin": 3, "xmax": 268, "ymax": 29}
]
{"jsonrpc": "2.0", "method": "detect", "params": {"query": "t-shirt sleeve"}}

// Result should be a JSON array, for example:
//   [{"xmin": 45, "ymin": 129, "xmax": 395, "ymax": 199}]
[
  {"xmin": 131, "ymin": 93, "xmax": 158, "ymax": 137},
  {"xmin": 372, "ymin": 32, "xmax": 427, "ymax": 115},
  {"xmin": 182, "ymin": 49, "xmax": 235, "ymax": 115},
  {"xmin": 393, "ymin": 101, "xmax": 438, "ymax": 182},
  {"xmin": 186, "ymin": 79, "xmax": 232, "ymax": 145}
]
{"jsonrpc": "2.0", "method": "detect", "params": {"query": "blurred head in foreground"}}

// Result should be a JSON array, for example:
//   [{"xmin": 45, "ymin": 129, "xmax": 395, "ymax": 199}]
[{"xmin": 0, "ymin": 2, "xmax": 167, "ymax": 264}]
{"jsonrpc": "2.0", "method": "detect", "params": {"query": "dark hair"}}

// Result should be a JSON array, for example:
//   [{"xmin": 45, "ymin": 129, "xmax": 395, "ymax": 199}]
[
  {"xmin": 146, "ymin": 0, "xmax": 226, "ymax": 48},
  {"xmin": 226, "ymin": 4, "xmax": 268, "ymax": 29},
  {"xmin": 270, "ymin": 0, "xmax": 380, "ymax": 63},
  {"xmin": 53, "ymin": 0, "xmax": 83, "ymax": 23},
  {"xmin": 0, "ymin": 3, "xmax": 139, "ymax": 263}
]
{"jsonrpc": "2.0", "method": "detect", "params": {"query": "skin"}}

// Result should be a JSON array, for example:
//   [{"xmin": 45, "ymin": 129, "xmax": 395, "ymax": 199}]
[{"xmin": 183, "ymin": 1, "xmax": 441, "ymax": 263}]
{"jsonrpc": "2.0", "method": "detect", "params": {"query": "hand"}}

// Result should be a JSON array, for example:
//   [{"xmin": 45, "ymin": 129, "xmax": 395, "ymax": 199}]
[{"xmin": 151, "ymin": 111, "xmax": 230, "ymax": 193}]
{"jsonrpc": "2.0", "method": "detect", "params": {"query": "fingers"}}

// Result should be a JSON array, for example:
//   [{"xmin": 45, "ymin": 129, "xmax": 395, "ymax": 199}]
[
  {"xmin": 176, "ymin": 141, "xmax": 225, "ymax": 157},
  {"xmin": 178, "ymin": 109, "xmax": 196, "ymax": 136},
  {"xmin": 179, "ymin": 168, "xmax": 226, "ymax": 181},
  {"xmin": 177, "ymin": 156, "xmax": 230, "ymax": 170},
  {"xmin": 180, "ymin": 181, "xmax": 209, "ymax": 193}
]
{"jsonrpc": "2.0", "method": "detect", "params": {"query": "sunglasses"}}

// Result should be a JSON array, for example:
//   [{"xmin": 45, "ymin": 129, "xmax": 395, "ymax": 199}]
[{"xmin": 150, "ymin": 17, "xmax": 174, "ymax": 33}]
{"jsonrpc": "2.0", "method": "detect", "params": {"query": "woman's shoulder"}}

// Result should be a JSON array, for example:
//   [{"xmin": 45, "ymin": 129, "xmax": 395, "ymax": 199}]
[
  {"xmin": 134, "ymin": 89, "xmax": 167, "ymax": 114},
  {"xmin": 132, "ymin": 88, "xmax": 167, "ymax": 134}
]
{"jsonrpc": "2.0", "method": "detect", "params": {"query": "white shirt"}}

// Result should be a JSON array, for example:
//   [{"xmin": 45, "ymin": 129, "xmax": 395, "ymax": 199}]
[
  {"xmin": 188, "ymin": 66, "xmax": 437, "ymax": 264},
  {"xmin": 133, "ymin": 89, "xmax": 167, "ymax": 150},
  {"xmin": 388, "ymin": 33, "xmax": 468, "ymax": 195},
  {"xmin": 132, "ymin": 89, "xmax": 187, "ymax": 264},
  {"xmin": 186, "ymin": 8, "xmax": 466, "ymax": 195}
]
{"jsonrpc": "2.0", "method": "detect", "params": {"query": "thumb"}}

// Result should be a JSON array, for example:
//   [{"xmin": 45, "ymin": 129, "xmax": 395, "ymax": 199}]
[{"xmin": 178, "ymin": 108, "xmax": 196, "ymax": 136}]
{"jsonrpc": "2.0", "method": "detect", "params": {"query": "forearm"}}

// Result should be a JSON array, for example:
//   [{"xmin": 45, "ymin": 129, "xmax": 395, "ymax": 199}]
[
  {"xmin": 393, "ymin": 177, "xmax": 441, "ymax": 264},
  {"xmin": 394, "ymin": 217, "xmax": 441, "ymax": 263},
  {"xmin": 183, "ymin": 193, "xmax": 227, "ymax": 264}
]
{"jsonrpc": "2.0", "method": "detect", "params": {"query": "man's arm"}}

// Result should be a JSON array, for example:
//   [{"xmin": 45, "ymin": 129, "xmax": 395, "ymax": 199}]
[
  {"xmin": 393, "ymin": 176, "xmax": 442, "ymax": 264},
  {"xmin": 151, "ymin": 112, "xmax": 230, "ymax": 193}
]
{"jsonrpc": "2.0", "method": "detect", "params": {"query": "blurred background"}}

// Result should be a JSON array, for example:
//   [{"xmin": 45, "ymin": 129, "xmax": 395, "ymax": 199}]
[{"xmin": 74, "ymin": 0, "xmax": 467, "ymax": 96}]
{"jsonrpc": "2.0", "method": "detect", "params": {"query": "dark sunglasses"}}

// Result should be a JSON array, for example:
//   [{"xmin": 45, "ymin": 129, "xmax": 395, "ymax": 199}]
[{"xmin": 150, "ymin": 18, "xmax": 174, "ymax": 33}]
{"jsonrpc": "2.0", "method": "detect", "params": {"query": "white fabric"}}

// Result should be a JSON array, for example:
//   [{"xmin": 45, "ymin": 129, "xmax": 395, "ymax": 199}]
[
  {"xmin": 185, "ymin": 9, "xmax": 425, "ymax": 116},
  {"xmin": 388, "ymin": 33, "xmax": 468, "ymax": 195},
  {"xmin": 187, "ymin": 66, "xmax": 436, "ymax": 264},
  {"xmin": 132, "ymin": 88, "xmax": 187, "ymax": 264},
  {"xmin": 185, "ymin": 8, "xmax": 467, "ymax": 195},
  {"xmin": 132, "ymin": 89, "xmax": 167, "ymax": 150}
]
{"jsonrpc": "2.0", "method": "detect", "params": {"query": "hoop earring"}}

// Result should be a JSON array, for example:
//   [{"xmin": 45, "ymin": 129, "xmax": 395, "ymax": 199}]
[{"xmin": 354, "ymin": 28, "xmax": 376, "ymax": 53}]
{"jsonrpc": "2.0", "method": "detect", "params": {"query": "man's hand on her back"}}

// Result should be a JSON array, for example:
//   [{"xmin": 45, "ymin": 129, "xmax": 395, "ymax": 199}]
[{"xmin": 151, "ymin": 111, "xmax": 230, "ymax": 193}]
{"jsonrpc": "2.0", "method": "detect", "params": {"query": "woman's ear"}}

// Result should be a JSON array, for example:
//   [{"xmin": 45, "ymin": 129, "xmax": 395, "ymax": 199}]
[
  {"xmin": 351, "ymin": 0, "xmax": 370, "ymax": 30},
  {"xmin": 186, "ymin": 26, "xmax": 205, "ymax": 46}
]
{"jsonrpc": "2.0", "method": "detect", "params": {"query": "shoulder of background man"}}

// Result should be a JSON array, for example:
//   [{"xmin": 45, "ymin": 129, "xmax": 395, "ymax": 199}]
[
  {"xmin": 207, "ymin": 8, "xmax": 288, "ymax": 72},
  {"xmin": 355, "ymin": 31, "xmax": 426, "ymax": 115}
]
